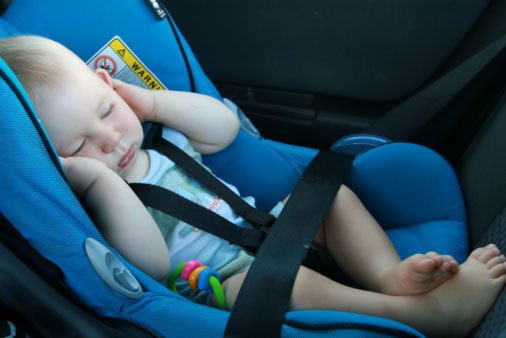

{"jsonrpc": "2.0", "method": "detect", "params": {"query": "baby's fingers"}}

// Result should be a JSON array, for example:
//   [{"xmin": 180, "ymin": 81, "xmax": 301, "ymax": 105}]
[
  {"xmin": 111, "ymin": 79, "xmax": 155, "ymax": 121},
  {"xmin": 111, "ymin": 78, "xmax": 127, "ymax": 91}
]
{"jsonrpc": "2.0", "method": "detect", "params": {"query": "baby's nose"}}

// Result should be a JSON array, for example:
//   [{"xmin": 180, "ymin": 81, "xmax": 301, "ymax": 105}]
[{"xmin": 101, "ymin": 130, "xmax": 121, "ymax": 153}]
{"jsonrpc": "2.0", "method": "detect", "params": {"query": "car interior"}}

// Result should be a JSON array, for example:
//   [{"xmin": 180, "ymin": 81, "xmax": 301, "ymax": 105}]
[{"xmin": 0, "ymin": 0, "xmax": 505, "ymax": 337}]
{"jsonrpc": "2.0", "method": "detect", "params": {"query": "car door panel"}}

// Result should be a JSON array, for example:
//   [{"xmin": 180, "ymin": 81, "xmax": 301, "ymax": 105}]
[{"xmin": 165, "ymin": 0, "xmax": 489, "ymax": 148}]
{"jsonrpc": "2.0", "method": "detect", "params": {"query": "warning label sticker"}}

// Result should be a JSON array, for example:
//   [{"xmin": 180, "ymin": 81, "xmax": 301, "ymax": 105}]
[{"xmin": 86, "ymin": 36, "xmax": 166, "ymax": 90}]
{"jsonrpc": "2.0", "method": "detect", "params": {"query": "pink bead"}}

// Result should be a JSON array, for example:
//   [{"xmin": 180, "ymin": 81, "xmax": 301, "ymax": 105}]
[{"xmin": 181, "ymin": 260, "xmax": 202, "ymax": 280}]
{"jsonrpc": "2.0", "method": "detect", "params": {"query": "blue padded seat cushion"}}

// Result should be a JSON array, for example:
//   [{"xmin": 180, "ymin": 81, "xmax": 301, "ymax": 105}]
[{"xmin": 347, "ymin": 143, "xmax": 468, "ymax": 262}]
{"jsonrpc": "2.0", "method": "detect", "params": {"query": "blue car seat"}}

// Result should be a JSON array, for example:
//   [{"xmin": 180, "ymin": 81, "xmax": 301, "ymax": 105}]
[{"xmin": 0, "ymin": 0, "xmax": 468, "ymax": 337}]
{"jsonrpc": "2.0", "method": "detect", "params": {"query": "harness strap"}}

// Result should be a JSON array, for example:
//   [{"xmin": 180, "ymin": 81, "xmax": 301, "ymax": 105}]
[
  {"xmin": 130, "ymin": 183, "xmax": 267, "ymax": 250},
  {"xmin": 225, "ymin": 150, "xmax": 354, "ymax": 338},
  {"xmin": 143, "ymin": 124, "xmax": 277, "ymax": 229}
]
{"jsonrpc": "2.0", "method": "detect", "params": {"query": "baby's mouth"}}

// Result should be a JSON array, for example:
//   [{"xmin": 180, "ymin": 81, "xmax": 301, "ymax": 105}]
[{"xmin": 118, "ymin": 147, "xmax": 135, "ymax": 168}]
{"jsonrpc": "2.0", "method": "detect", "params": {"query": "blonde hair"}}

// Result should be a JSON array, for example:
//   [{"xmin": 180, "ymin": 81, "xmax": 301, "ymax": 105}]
[{"xmin": 0, "ymin": 35, "xmax": 73, "ymax": 103}]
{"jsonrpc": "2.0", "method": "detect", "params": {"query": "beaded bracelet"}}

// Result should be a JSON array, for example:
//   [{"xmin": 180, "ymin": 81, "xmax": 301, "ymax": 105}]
[{"xmin": 167, "ymin": 260, "xmax": 227, "ymax": 310}]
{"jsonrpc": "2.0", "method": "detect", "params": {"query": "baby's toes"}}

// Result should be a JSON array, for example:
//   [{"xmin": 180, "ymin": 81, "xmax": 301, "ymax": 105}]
[
  {"xmin": 487, "ymin": 255, "xmax": 506, "ymax": 280},
  {"xmin": 487, "ymin": 255, "xmax": 505, "ymax": 269},
  {"xmin": 490, "ymin": 259, "xmax": 506, "ymax": 279},
  {"xmin": 441, "ymin": 255, "xmax": 459, "ymax": 273},
  {"xmin": 413, "ymin": 255, "xmax": 438, "ymax": 274},
  {"xmin": 449, "ymin": 259, "xmax": 459, "ymax": 273},
  {"xmin": 425, "ymin": 252, "xmax": 444, "ymax": 268},
  {"xmin": 425, "ymin": 251, "xmax": 440, "ymax": 260},
  {"xmin": 478, "ymin": 245, "xmax": 502, "ymax": 264},
  {"xmin": 425, "ymin": 252, "xmax": 457, "ymax": 273},
  {"xmin": 470, "ymin": 246, "xmax": 487, "ymax": 259}
]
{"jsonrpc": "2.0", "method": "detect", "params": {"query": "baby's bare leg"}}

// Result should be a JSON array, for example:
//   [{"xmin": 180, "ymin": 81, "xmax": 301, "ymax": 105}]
[
  {"xmin": 221, "ymin": 245, "xmax": 506, "ymax": 337},
  {"xmin": 316, "ymin": 185, "xmax": 458, "ymax": 295}
]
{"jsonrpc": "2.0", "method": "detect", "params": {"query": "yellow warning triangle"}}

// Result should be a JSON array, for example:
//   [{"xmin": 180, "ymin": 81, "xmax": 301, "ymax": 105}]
[{"xmin": 117, "ymin": 49, "xmax": 126, "ymax": 57}]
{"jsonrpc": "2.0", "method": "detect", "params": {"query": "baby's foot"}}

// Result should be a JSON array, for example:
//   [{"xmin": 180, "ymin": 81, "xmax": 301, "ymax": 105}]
[
  {"xmin": 418, "ymin": 244, "xmax": 506, "ymax": 337},
  {"xmin": 382, "ymin": 251, "xmax": 459, "ymax": 295}
]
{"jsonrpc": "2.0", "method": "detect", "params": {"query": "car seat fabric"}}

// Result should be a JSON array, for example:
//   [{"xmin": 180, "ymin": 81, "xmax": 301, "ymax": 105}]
[{"xmin": 0, "ymin": 0, "xmax": 470, "ymax": 336}]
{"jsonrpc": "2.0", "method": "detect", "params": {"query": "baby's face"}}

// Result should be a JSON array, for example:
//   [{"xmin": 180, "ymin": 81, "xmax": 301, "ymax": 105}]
[{"xmin": 35, "ymin": 57, "xmax": 145, "ymax": 181}]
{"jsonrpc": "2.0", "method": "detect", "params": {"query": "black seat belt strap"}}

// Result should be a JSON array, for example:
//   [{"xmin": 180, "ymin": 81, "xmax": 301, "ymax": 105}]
[
  {"xmin": 145, "ymin": 124, "xmax": 276, "ymax": 228},
  {"xmin": 225, "ymin": 150, "xmax": 354, "ymax": 338},
  {"xmin": 130, "ymin": 183, "xmax": 267, "ymax": 249},
  {"xmin": 367, "ymin": 34, "xmax": 506, "ymax": 140}
]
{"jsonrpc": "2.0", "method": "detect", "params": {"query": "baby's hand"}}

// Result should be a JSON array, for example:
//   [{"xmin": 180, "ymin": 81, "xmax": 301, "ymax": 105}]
[
  {"xmin": 112, "ymin": 79, "xmax": 156, "ymax": 122},
  {"xmin": 60, "ymin": 156, "xmax": 113, "ymax": 198}
]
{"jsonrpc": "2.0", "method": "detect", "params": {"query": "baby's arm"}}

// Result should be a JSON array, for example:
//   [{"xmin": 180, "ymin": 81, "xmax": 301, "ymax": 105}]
[
  {"xmin": 61, "ymin": 157, "xmax": 170, "ymax": 281},
  {"xmin": 112, "ymin": 80, "xmax": 240, "ymax": 154}
]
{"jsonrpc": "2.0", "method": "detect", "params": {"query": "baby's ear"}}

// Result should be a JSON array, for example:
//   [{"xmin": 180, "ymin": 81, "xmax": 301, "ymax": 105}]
[{"xmin": 95, "ymin": 68, "xmax": 114, "ymax": 87}]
